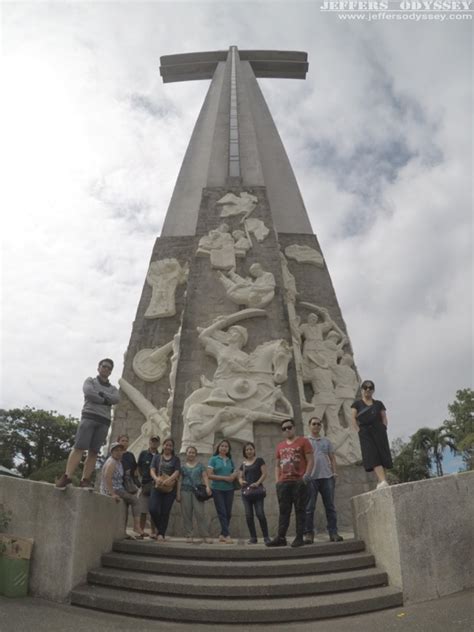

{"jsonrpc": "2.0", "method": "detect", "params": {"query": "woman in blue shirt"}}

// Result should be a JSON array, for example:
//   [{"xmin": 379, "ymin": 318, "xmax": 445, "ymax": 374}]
[{"xmin": 207, "ymin": 439, "xmax": 238, "ymax": 543}]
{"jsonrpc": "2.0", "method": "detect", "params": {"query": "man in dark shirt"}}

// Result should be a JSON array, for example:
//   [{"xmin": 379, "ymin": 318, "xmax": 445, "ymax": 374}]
[
  {"xmin": 137, "ymin": 436, "xmax": 161, "ymax": 536},
  {"xmin": 56, "ymin": 359, "xmax": 119, "ymax": 489}
]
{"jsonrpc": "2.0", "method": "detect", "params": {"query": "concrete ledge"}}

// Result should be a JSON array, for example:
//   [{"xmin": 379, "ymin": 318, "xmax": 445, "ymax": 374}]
[
  {"xmin": 351, "ymin": 471, "xmax": 474, "ymax": 603},
  {"xmin": 0, "ymin": 477, "xmax": 125, "ymax": 602}
]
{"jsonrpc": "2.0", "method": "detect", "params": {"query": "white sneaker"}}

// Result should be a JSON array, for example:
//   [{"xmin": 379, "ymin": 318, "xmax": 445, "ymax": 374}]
[{"xmin": 376, "ymin": 480, "xmax": 389, "ymax": 489}]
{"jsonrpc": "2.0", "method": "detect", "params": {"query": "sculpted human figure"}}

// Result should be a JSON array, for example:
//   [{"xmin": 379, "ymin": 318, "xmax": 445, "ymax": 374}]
[
  {"xmin": 217, "ymin": 263, "xmax": 275, "ymax": 308},
  {"xmin": 181, "ymin": 309, "xmax": 292, "ymax": 451},
  {"xmin": 197, "ymin": 223, "xmax": 236, "ymax": 269},
  {"xmin": 322, "ymin": 331, "xmax": 347, "ymax": 369},
  {"xmin": 331, "ymin": 353, "xmax": 360, "ymax": 428},
  {"xmin": 145, "ymin": 258, "xmax": 188, "ymax": 319},
  {"xmin": 232, "ymin": 229, "xmax": 251, "ymax": 258}
]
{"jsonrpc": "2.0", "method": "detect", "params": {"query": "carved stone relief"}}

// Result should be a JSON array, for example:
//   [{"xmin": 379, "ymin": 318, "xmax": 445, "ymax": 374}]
[
  {"xmin": 297, "ymin": 303, "xmax": 360, "ymax": 464},
  {"xmin": 132, "ymin": 340, "xmax": 174, "ymax": 382},
  {"xmin": 217, "ymin": 191, "xmax": 258, "ymax": 218},
  {"xmin": 197, "ymin": 223, "xmax": 236, "ymax": 270},
  {"xmin": 232, "ymin": 230, "xmax": 251, "ymax": 258},
  {"xmin": 119, "ymin": 378, "xmax": 171, "ymax": 457},
  {"xmin": 181, "ymin": 309, "xmax": 293, "ymax": 453},
  {"xmin": 245, "ymin": 218, "xmax": 269, "ymax": 242},
  {"xmin": 145, "ymin": 258, "xmax": 188, "ymax": 319},
  {"xmin": 285, "ymin": 244, "xmax": 324, "ymax": 267},
  {"xmin": 331, "ymin": 353, "xmax": 360, "ymax": 429},
  {"xmin": 217, "ymin": 263, "xmax": 275, "ymax": 309}
]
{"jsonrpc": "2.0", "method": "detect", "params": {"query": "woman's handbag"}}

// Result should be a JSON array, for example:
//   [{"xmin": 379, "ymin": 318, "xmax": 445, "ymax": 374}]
[
  {"xmin": 123, "ymin": 472, "xmax": 139, "ymax": 494},
  {"xmin": 193, "ymin": 484, "xmax": 211, "ymax": 502},
  {"xmin": 241, "ymin": 463, "xmax": 266, "ymax": 500},
  {"xmin": 242, "ymin": 484, "xmax": 266, "ymax": 500},
  {"xmin": 155, "ymin": 460, "xmax": 176, "ymax": 493}
]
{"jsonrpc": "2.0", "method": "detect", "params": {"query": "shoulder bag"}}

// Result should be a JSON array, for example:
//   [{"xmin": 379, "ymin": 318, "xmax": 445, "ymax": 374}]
[{"xmin": 241, "ymin": 463, "xmax": 266, "ymax": 500}]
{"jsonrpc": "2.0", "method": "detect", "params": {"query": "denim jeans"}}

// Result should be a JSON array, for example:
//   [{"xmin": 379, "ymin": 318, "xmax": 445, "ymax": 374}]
[
  {"xmin": 212, "ymin": 489, "xmax": 234, "ymax": 537},
  {"xmin": 304, "ymin": 477, "xmax": 338, "ymax": 535},
  {"xmin": 149, "ymin": 488, "xmax": 176, "ymax": 536},
  {"xmin": 276, "ymin": 479, "xmax": 308, "ymax": 539},
  {"xmin": 241, "ymin": 495, "xmax": 269, "ymax": 540}
]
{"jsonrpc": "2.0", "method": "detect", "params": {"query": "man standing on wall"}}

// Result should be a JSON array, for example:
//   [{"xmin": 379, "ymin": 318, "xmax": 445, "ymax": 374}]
[
  {"xmin": 56, "ymin": 359, "xmax": 120, "ymax": 489},
  {"xmin": 304, "ymin": 416, "xmax": 343, "ymax": 543},
  {"xmin": 267, "ymin": 418, "xmax": 314, "ymax": 548}
]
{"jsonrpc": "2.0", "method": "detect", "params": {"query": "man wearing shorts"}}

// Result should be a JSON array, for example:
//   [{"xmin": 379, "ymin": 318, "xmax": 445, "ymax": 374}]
[{"xmin": 56, "ymin": 358, "xmax": 120, "ymax": 489}]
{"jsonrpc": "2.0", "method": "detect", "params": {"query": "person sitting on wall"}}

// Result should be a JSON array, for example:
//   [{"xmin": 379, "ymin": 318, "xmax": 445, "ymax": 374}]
[{"xmin": 100, "ymin": 442, "xmax": 145, "ymax": 538}]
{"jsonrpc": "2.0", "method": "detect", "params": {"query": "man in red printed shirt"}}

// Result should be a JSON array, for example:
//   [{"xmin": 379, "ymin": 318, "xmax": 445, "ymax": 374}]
[{"xmin": 266, "ymin": 418, "xmax": 314, "ymax": 548}]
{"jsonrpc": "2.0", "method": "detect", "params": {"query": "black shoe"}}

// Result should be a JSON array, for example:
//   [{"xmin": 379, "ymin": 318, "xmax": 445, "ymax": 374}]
[
  {"xmin": 291, "ymin": 537, "xmax": 304, "ymax": 548},
  {"xmin": 266, "ymin": 537, "xmax": 287, "ymax": 547},
  {"xmin": 329, "ymin": 533, "xmax": 344, "ymax": 542},
  {"xmin": 303, "ymin": 533, "xmax": 314, "ymax": 544}
]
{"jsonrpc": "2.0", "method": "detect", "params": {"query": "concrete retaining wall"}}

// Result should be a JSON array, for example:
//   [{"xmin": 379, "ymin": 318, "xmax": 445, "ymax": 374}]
[
  {"xmin": 351, "ymin": 471, "xmax": 474, "ymax": 603},
  {"xmin": 0, "ymin": 477, "xmax": 125, "ymax": 601}
]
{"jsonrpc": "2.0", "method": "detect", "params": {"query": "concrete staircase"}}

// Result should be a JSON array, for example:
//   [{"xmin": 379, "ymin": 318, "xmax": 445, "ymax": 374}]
[{"xmin": 71, "ymin": 539, "xmax": 403, "ymax": 623}]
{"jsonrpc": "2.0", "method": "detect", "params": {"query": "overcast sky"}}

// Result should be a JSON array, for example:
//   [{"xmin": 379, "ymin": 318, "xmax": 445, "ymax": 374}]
[{"xmin": 1, "ymin": 1, "xmax": 472, "ymax": 443}]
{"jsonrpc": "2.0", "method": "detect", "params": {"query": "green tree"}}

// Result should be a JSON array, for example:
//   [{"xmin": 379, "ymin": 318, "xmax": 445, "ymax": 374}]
[
  {"xmin": 0, "ymin": 407, "xmax": 79, "ymax": 478},
  {"xmin": 411, "ymin": 426, "xmax": 456, "ymax": 477},
  {"xmin": 443, "ymin": 388, "xmax": 474, "ymax": 471},
  {"xmin": 389, "ymin": 437, "xmax": 431, "ymax": 484}
]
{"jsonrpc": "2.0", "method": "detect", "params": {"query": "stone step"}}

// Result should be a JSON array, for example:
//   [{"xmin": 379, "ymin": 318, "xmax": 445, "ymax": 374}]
[
  {"xmin": 88, "ymin": 566, "xmax": 389, "ymax": 597},
  {"xmin": 113, "ymin": 537, "xmax": 365, "ymax": 560},
  {"xmin": 71, "ymin": 583, "xmax": 403, "ymax": 623},
  {"xmin": 102, "ymin": 550, "xmax": 376, "ymax": 577}
]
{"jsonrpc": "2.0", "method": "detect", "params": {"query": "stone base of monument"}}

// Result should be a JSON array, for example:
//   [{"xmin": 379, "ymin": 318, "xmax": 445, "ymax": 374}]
[{"xmin": 71, "ymin": 538, "xmax": 402, "ymax": 623}]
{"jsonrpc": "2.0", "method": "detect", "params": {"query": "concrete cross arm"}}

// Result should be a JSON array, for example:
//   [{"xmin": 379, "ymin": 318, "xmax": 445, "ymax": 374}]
[{"xmin": 159, "ymin": 49, "xmax": 308, "ymax": 83}]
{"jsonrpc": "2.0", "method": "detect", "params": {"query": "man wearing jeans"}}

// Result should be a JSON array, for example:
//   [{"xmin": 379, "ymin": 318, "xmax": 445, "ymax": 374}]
[
  {"xmin": 267, "ymin": 419, "xmax": 314, "ymax": 548},
  {"xmin": 304, "ymin": 417, "xmax": 343, "ymax": 543}
]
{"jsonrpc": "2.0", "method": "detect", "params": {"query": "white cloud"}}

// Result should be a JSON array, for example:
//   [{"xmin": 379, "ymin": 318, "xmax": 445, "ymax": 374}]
[{"xmin": 1, "ymin": 3, "xmax": 471, "ymax": 443}]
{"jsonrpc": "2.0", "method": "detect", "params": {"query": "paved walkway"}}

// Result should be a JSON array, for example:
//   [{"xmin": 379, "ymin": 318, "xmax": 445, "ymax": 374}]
[{"xmin": 0, "ymin": 589, "xmax": 472, "ymax": 632}]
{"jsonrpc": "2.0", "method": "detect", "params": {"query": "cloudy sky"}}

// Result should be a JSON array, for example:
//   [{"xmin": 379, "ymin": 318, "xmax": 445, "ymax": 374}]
[{"xmin": 1, "ymin": 1, "xmax": 472, "ymax": 443}]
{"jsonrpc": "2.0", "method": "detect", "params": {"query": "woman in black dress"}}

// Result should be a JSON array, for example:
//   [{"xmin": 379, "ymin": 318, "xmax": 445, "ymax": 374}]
[{"xmin": 351, "ymin": 380, "xmax": 392, "ymax": 489}]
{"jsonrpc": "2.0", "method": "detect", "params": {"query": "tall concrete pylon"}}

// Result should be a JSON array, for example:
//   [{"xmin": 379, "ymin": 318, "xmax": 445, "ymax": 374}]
[{"xmin": 113, "ymin": 47, "xmax": 369, "ymax": 533}]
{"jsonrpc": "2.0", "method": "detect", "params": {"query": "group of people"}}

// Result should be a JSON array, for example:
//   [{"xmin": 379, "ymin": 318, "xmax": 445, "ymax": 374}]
[{"xmin": 56, "ymin": 359, "xmax": 393, "ymax": 544}]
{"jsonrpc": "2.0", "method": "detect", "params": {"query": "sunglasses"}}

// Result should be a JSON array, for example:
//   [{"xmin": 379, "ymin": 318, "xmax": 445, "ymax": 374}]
[
  {"xmin": 282, "ymin": 425, "xmax": 294, "ymax": 431},
  {"xmin": 311, "ymin": 421, "xmax": 322, "ymax": 426},
  {"xmin": 362, "ymin": 385, "xmax": 374, "ymax": 390}
]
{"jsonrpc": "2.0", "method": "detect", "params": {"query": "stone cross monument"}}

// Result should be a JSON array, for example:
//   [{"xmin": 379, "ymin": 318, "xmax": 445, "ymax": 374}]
[{"xmin": 113, "ymin": 47, "xmax": 369, "ymax": 534}]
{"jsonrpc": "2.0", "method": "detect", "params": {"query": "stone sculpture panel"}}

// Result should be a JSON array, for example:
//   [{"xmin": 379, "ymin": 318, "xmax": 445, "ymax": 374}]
[
  {"xmin": 119, "ymin": 378, "xmax": 171, "ymax": 457},
  {"xmin": 181, "ymin": 309, "xmax": 293, "ymax": 453},
  {"xmin": 217, "ymin": 263, "xmax": 275, "ymax": 308},
  {"xmin": 145, "ymin": 258, "xmax": 188, "ymax": 319}
]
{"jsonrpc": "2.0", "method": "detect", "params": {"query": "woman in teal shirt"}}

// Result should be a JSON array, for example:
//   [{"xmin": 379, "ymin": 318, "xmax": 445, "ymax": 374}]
[
  {"xmin": 178, "ymin": 446, "xmax": 213, "ymax": 544},
  {"xmin": 207, "ymin": 440, "xmax": 237, "ymax": 543}
]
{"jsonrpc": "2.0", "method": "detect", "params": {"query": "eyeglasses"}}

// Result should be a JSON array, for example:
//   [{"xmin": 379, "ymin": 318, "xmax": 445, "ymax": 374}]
[
  {"xmin": 101, "ymin": 365, "xmax": 113, "ymax": 370},
  {"xmin": 362, "ymin": 385, "xmax": 374, "ymax": 390},
  {"xmin": 282, "ymin": 425, "xmax": 294, "ymax": 431}
]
